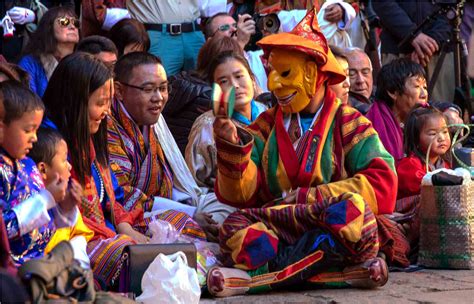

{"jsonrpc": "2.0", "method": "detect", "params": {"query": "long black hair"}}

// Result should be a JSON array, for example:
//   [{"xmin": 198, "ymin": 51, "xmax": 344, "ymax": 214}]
[{"xmin": 42, "ymin": 52, "xmax": 112, "ymax": 185}]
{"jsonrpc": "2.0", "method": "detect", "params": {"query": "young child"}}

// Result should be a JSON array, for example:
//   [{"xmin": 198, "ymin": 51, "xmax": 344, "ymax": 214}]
[
  {"xmin": 0, "ymin": 80, "xmax": 74, "ymax": 265},
  {"xmin": 29, "ymin": 127, "xmax": 94, "ymax": 268},
  {"xmin": 397, "ymin": 105, "xmax": 452, "ymax": 199}
]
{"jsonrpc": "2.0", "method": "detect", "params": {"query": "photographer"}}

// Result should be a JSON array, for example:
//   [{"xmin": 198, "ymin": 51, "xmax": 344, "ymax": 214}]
[{"xmin": 373, "ymin": 0, "xmax": 454, "ymax": 102}]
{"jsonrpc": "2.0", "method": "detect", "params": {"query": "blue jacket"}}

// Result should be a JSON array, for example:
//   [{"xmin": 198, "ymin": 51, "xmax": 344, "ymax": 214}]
[{"xmin": 18, "ymin": 55, "xmax": 48, "ymax": 97}]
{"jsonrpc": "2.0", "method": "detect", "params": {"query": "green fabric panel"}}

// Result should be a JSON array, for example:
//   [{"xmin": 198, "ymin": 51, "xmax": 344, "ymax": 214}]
[
  {"xmin": 266, "ymin": 130, "xmax": 282, "ymax": 196},
  {"xmin": 320, "ymin": 120, "xmax": 335, "ymax": 183},
  {"xmin": 345, "ymin": 135, "xmax": 396, "ymax": 175},
  {"xmin": 250, "ymin": 134, "xmax": 265, "ymax": 166}
]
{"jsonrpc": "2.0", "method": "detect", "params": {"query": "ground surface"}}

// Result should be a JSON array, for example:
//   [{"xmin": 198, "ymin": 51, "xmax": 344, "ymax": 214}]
[{"xmin": 200, "ymin": 269, "xmax": 474, "ymax": 303}]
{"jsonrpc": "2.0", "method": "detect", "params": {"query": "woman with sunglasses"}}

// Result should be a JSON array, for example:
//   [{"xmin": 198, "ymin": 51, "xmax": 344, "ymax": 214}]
[{"xmin": 18, "ymin": 6, "xmax": 79, "ymax": 97}]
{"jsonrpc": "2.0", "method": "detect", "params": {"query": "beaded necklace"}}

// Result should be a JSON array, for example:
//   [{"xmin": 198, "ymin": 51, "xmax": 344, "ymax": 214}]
[{"xmin": 92, "ymin": 162, "xmax": 105, "ymax": 203}]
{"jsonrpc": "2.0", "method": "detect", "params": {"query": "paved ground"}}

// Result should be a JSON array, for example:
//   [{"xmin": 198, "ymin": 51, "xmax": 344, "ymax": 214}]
[{"xmin": 200, "ymin": 269, "xmax": 474, "ymax": 303}]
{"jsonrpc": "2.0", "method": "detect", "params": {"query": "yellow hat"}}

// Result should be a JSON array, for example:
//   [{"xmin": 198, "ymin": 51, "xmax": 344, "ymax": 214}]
[{"xmin": 257, "ymin": 8, "xmax": 346, "ymax": 85}]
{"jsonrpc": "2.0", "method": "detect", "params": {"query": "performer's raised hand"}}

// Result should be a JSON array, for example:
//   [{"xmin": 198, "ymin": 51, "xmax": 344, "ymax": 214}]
[{"xmin": 213, "ymin": 105, "xmax": 239, "ymax": 144}]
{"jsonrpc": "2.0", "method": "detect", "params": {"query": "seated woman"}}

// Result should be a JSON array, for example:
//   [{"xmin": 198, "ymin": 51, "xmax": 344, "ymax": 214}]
[
  {"xmin": 207, "ymin": 9, "xmax": 397, "ymax": 297},
  {"xmin": 164, "ymin": 36, "xmax": 244, "ymax": 154},
  {"xmin": 186, "ymin": 51, "xmax": 267, "ymax": 190},
  {"xmin": 42, "ymin": 52, "xmax": 205, "ymax": 290},
  {"xmin": 366, "ymin": 58, "xmax": 428, "ymax": 163},
  {"xmin": 18, "ymin": 6, "xmax": 79, "ymax": 97}
]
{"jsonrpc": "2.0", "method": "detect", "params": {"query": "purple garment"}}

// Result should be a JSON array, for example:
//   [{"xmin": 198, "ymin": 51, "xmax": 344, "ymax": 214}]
[{"xmin": 366, "ymin": 99, "xmax": 404, "ymax": 162}]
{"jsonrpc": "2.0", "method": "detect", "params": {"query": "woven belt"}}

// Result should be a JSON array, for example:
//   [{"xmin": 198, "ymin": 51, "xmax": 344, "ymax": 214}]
[{"xmin": 144, "ymin": 21, "xmax": 200, "ymax": 35}]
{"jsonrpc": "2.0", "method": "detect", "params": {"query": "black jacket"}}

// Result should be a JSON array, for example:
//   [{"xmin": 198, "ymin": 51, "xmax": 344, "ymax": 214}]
[
  {"xmin": 373, "ymin": 0, "xmax": 452, "ymax": 55},
  {"xmin": 162, "ymin": 71, "xmax": 212, "ymax": 155}
]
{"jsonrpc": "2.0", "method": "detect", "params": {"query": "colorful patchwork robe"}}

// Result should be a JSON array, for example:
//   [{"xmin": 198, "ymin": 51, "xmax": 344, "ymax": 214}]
[
  {"xmin": 0, "ymin": 152, "xmax": 85, "ymax": 265},
  {"xmin": 215, "ymin": 91, "xmax": 397, "ymax": 289},
  {"xmin": 106, "ymin": 99, "xmax": 208, "ymax": 238},
  {"xmin": 107, "ymin": 98, "xmax": 174, "ymax": 212}
]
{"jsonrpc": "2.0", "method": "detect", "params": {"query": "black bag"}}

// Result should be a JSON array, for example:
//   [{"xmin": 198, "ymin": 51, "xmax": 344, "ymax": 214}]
[
  {"xmin": 118, "ymin": 243, "xmax": 197, "ymax": 297},
  {"xmin": 18, "ymin": 241, "xmax": 95, "ymax": 303}
]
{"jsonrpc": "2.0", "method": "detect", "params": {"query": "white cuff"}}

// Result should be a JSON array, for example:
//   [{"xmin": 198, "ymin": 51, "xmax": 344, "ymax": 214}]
[
  {"xmin": 53, "ymin": 205, "xmax": 79, "ymax": 229},
  {"xmin": 151, "ymin": 196, "xmax": 197, "ymax": 217},
  {"xmin": 12, "ymin": 189, "xmax": 55, "ymax": 236},
  {"xmin": 102, "ymin": 8, "xmax": 130, "ymax": 31},
  {"xmin": 69, "ymin": 236, "xmax": 91, "ymax": 269}
]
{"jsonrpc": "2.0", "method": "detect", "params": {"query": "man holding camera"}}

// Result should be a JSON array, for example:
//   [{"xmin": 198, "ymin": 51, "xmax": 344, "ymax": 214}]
[{"xmin": 373, "ymin": 0, "xmax": 454, "ymax": 102}]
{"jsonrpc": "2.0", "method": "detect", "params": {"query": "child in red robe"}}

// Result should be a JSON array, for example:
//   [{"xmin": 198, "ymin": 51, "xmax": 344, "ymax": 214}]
[{"xmin": 397, "ymin": 105, "xmax": 452, "ymax": 199}]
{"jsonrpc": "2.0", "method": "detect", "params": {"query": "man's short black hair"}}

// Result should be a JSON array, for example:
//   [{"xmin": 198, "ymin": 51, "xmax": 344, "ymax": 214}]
[
  {"xmin": 76, "ymin": 35, "xmax": 118, "ymax": 56},
  {"xmin": 29, "ymin": 127, "xmax": 64, "ymax": 165},
  {"xmin": 114, "ymin": 52, "xmax": 162, "ymax": 83}
]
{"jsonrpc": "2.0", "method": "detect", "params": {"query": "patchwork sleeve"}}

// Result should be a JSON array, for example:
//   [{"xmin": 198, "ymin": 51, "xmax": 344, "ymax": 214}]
[
  {"xmin": 214, "ymin": 127, "xmax": 262, "ymax": 208},
  {"xmin": 299, "ymin": 108, "xmax": 397, "ymax": 215}
]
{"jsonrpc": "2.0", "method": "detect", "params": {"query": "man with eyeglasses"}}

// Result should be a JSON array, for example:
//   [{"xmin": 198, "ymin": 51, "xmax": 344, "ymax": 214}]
[
  {"xmin": 107, "ymin": 52, "xmax": 235, "ymax": 242},
  {"xmin": 345, "ymin": 47, "xmax": 374, "ymax": 115}
]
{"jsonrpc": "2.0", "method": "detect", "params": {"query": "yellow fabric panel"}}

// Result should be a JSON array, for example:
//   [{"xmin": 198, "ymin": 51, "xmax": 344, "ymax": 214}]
[
  {"xmin": 44, "ymin": 213, "xmax": 94, "ymax": 254},
  {"xmin": 317, "ymin": 174, "xmax": 378, "ymax": 215},
  {"xmin": 217, "ymin": 160, "xmax": 259, "ymax": 205},
  {"xmin": 226, "ymin": 222, "xmax": 279, "ymax": 270}
]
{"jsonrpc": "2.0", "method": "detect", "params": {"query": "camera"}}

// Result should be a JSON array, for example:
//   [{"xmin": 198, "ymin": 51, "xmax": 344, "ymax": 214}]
[
  {"xmin": 245, "ymin": 13, "xmax": 281, "ymax": 51},
  {"xmin": 253, "ymin": 13, "xmax": 281, "ymax": 34}
]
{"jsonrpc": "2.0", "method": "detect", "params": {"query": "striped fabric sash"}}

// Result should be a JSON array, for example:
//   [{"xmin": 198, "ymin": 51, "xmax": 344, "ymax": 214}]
[{"xmin": 274, "ymin": 90, "xmax": 338, "ymax": 189}]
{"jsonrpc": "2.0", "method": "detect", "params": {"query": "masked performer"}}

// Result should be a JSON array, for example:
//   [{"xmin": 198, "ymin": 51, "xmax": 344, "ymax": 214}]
[{"xmin": 208, "ymin": 8, "xmax": 397, "ymax": 297}]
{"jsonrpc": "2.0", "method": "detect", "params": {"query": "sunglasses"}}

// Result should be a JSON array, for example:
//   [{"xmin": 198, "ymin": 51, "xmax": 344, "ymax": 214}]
[{"xmin": 56, "ymin": 16, "xmax": 80, "ymax": 28}]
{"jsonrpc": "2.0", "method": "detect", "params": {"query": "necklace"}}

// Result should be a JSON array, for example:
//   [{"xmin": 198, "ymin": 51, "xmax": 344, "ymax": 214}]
[{"xmin": 92, "ymin": 162, "xmax": 105, "ymax": 203}]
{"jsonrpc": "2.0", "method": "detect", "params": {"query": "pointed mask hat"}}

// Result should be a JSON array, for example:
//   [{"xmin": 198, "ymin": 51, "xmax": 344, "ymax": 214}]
[{"xmin": 257, "ymin": 8, "xmax": 346, "ymax": 85}]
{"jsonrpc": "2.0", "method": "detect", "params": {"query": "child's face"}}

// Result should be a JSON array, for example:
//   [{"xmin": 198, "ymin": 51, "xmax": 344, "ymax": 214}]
[
  {"xmin": 2, "ymin": 110, "xmax": 43, "ymax": 159},
  {"xmin": 42, "ymin": 139, "xmax": 71, "ymax": 186},
  {"xmin": 419, "ymin": 115, "xmax": 451, "ymax": 158}
]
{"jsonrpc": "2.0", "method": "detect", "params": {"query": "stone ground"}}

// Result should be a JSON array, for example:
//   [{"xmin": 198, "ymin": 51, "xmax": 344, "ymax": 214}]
[{"xmin": 200, "ymin": 269, "xmax": 474, "ymax": 304}]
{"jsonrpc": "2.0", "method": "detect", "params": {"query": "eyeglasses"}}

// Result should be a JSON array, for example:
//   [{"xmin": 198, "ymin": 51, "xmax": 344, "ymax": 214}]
[
  {"xmin": 56, "ymin": 16, "xmax": 80, "ymax": 28},
  {"xmin": 211, "ymin": 22, "xmax": 237, "ymax": 37},
  {"xmin": 121, "ymin": 82, "xmax": 171, "ymax": 95}
]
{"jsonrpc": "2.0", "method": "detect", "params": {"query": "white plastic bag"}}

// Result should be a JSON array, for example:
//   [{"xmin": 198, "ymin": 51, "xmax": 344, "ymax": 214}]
[{"xmin": 136, "ymin": 251, "xmax": 201, "ymax": 304}]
